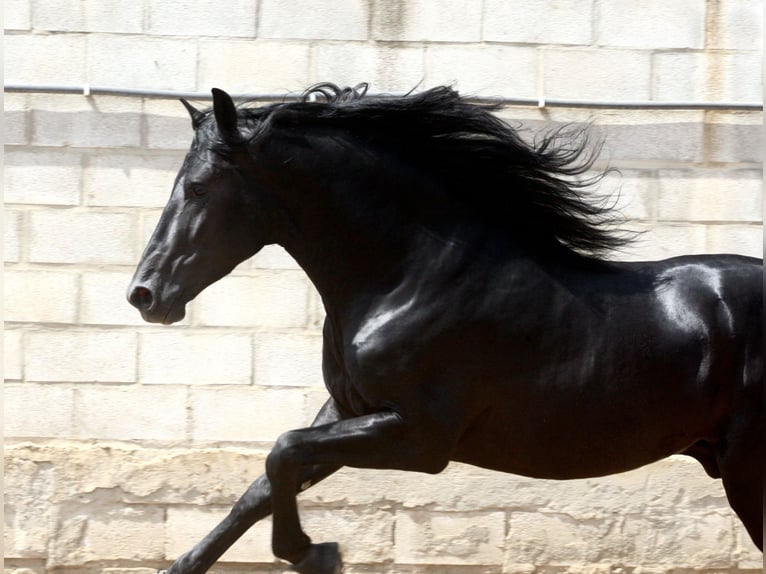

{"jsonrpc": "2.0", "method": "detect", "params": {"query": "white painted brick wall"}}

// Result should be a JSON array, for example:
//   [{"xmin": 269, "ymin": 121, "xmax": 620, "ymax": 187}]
[
  {"xmin": 4, "ymin": 270, "xmax": 80, "ymax": 323},
  {"xmin": 146, "ymin": 0, "xmax": 258, "ymax": 37},
  {"xmin": 197, "ymin": 40, "xmax": 313, "ymax": 94},
  {"xmin": 193, "ymin": 271, "xmax": 312, "ymax": 328},
  {"xmin": 4, "ymin": 2, "xmax": 762, "ymax": 573},
  {"xmin": 316, "ymin": 43, "xmax": 425, "ymax": 94},
  {"xmin": 260, "ymin": 0, "xmax": 369, "ymax": 41},
  {"xmin": 427, "ymin": 44, "xmax": 538, "ymax": 98},
  {"xmin": 6, "ymin": 150, "xmax": 83, "ymax": 205},
  {"xmin": 28, "ymin": 211, "xmax": 137, "ymax": 265},
  {"xmin": 190, "ymin": 386, "xmax": 308, "ymax": 442},
  {"xmin": 88, "ymin": 36, "xmax": 198, "ymax": 91},
  {"xmin": 371, "ymin": 0, "xmax": 483, "ymax": 43},
  {"xmin": 75, "ymin": 386, "xmax": 188, "ymax": 441},
  {"xmin": 138, "ymin": 332, "xmax": 253, "ymax": 385},
  {"xmin": 29, "ymin": 95, "xmax": 142, "ymax": 148},
  {"xmin": 596, "ymin": 0, "xmax": 707, "ymax": 49},
  {"xmin": 543, "ymin": 48, "xmax": 652, "ymax": 101},
  {"xmin": 483, "ymin": 0, "xmax": 593, "ymax": 45},
  {"xmin": 25, "ymin": 330, "xmax": 137, "ymax": 383}
]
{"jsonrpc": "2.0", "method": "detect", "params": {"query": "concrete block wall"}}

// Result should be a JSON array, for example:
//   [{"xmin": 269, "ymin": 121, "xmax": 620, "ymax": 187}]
[{"xmin": 4, "ymin": 1, "xmax": 762, "ymax": 573}]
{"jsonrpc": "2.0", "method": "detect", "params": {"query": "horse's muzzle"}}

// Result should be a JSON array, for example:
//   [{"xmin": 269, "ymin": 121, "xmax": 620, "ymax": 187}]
[
  {"xmin": 128, "ymin": 285, "xmax": 154, "ymax": 311},
  {"xmin": 127, "ymin": 283, "xmax": 186, "ymax": 324}
]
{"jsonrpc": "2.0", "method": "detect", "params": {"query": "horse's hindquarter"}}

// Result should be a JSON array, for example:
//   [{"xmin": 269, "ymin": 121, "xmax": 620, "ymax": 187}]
[
  {"xmin": 332, "ymin": 246, "xmax": 762, "ymax": 480},
  {"xmin": 451, "ymin": 254, "xmax": 762, "ymax": 479}
]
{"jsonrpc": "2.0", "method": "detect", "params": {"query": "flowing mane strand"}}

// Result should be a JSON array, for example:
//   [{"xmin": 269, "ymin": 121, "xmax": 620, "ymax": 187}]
[{"xmin": 238, "ymin": 83, "xmax": 631, "ymax": 257}]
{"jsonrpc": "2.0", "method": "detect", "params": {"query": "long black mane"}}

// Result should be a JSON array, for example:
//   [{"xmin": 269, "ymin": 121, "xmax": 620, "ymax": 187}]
[{"xmin": 221, "ymin": 83, "xmax": 630, "ymax": 257}]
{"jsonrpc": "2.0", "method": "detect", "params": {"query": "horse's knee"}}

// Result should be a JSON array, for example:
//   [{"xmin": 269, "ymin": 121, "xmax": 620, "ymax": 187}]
[{"xmin": 266, "ymin": 430, "xmax": 304, "ymax": 479}]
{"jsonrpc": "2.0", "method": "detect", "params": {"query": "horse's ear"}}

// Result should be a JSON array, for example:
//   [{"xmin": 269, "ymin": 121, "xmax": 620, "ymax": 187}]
[
  {"xmin": 180, "ymin": 99, "xmax": 205, "ymax": 130},
  {"xmin": 212, "ymin": 88, "xmax": 242, "ymax": 144}
]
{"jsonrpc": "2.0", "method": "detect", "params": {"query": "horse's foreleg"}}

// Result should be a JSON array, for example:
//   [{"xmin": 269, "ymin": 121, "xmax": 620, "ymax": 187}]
[
  {"xmin": 161, "ymin": 399, "xmax": 345, "ymax": 574},
  {"xmin": 265, "ymin": 410, "xmax": 452, "ymax": 573}
]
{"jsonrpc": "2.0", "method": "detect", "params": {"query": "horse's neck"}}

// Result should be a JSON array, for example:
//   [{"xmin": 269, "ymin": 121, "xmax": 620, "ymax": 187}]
[{"xmin": 273, "ymin": 168, "xmax": 422, "ymax": 311}]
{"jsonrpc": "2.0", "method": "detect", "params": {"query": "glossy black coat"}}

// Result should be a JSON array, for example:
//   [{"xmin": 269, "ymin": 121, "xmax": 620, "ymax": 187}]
[{"xmin": 128, "ymin": 86, "xmax": 763, "ymax": 573}]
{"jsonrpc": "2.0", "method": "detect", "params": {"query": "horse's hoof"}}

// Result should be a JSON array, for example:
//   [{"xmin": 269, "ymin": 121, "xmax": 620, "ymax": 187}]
[{"xmin": 291, "ymin": 542, "xmax": 342, "ymax": 574}]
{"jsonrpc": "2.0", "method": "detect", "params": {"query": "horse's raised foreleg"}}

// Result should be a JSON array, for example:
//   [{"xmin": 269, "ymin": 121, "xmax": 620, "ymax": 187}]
[
  {"xmin": 160, "ymin": 398, "xmax": 345, "ymax": 574},
  {"xmin": 265, "ymin": 410, "xmax": 452, "ymax": 573}
]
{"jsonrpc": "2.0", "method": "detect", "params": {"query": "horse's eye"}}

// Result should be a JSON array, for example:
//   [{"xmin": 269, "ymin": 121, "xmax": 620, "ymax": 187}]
[{"xmin": 188, "ymin": 184, "xmax": 207, "ymax": 198}]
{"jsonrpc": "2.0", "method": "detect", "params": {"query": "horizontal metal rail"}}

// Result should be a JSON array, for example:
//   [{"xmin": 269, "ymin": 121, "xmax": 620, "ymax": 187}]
[{"xmin": 4, "ymin": 84, "xmax": 763, "ymax": 111}]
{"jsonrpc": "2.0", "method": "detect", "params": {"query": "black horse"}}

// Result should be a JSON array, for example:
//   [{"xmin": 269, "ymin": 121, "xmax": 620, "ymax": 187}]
[{"xmin": 128, "ymin": 84, "xmax": 763, "ymax": 573}]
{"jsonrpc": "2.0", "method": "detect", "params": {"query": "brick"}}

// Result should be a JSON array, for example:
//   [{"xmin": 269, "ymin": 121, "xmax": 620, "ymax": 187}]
[
  {"xmin": 4, "ymin": 270, "xmax": 79, "ymax": 324},
  {"xmin": 83, "ymin": 0, "xmax": 144, "ymax": 33},
  {"xmin": 191, "ymin": 386, "xmax": 308, "ymax": 442},
  {"xmin": 596, "ymin": 0, "xmax": 706, "ymax": 49},
  {"xmin": 301, "ymin": 508, "xmax": 395, "ymax": 563},
  {"xmin": 4, "ymin": 93, "xmax": 28, "ymax": 145},
  {"xmin": 606, "ymin": 169, "xmax": 655, "ymax": 222},
  {"xmin": 26, "ymin": 330, "xmax": 137, "ymax": 383},
  {"xmin": 395, "ymin": 510, "xmax": 505, "ymax": 565},
  {"xmin": 194, "ymin": 271, "xmax": 311, "ymax": 328},
  {"xmin": 5, "ymin": 210, "xmax": 22, "ymax": 263},
  {"xmin": 138, "ymin": 331, "xmax": 253, "ymax": 385},
  {"xmin": 46, "ymin": 503, "xmax": 165, "ymax": 567},
  {"xmin": 165, "ymin": 506, "xmax": 274, "ymax": 564},
  {"xmin": 28, "ymin": 211, "xmax": 137, "ymax": 265},
  {"xmin": 654, "ymin": 52, "xmax": 762, "ymax": 103},
  {"xmin": 599, "ymin": 113, "xmax": 706, "ymax": 164},
  {"xmin": 644, "ymin": 456, "xmax": 731, "ymax": 512},
  {"xmin": 80, "ymin": 505, "xmax": 165, "ymax": 562},
  {"xmin": 4, "ymin": 329, "xmax": 23, "ymax": 380},
  {"xmin": 315, "ymin": 44, "xmax": 425, "ymax": 94},
  {"xmin": 4, "ymin": 384, "xmax": 75, "ymax": 438},
  {"xmin": 145, "ymin": 99, "xmax": 199, "ymax": 150},
  {"xmin": 427, "ymin": 45, "xmax": 538, "ymax": 99},
  {"xmin": 4, "ymin": 34, "xmax": 86, "ymax": 85},
  {"xmin": 3, "ymin": 451, "xmax": 55, "ymax": 556},
  {"xmin": 4, "ymin": 0, "xmax": 31, "ymax": 30},
  {"xmin": 251, "ymin": 245, "xmax": 301, "ymax": 270},
  {"xmin": 707, "ymin": 0, "xmax": 763, "ymax": 50},
  {"xmin": 5, "ymin": 109, "xmax": 27, "ymax": 144},
  {"xmin": 84, "ymin": 152, "xmax": 179, "ymax": 208},
  {"xmin": 506, "ymin": 511, "xmax": 633, "ymax": 565},
  {"xmin": 705, "ymin": 113, "xmax": 763, "ymax": 164},
  {"xmin": 706, "ymin": 225, "xmax": 762, "ymax": 258},
  {"xmin": 482, "ymin": 0, "xmax": 592, "ymax": 45},
  {"xmin": 260, "ymin": 0, "xmax": 368, "ymax": 41},
  {"xmin": 198, "ymin": 40, "xmax": 312, "ymax": 95},
  {"xmin": 543, "ymin": 49, "xmax": 651, "ymax": 102},
  {"xmin": 74, "ymin": 385, "xmax": 187, "ymax": 440},
  {"xmin": 657, "ymin": 170, "xmax": 761, "ymax": 223},
  {"xmin": 113, "ymin": 447, "xmax": 268, "ymax": 505},
  {"xmin": 80, "ymin": 271, "xmax": 149, "ymax": 326},
  {"xmin": 32, "ymin": 0, "xmax": 86, "ymax": 31},
  {"xmin": 253, "ymin": 331, "xmax": 323, "ymax": 387},
  {"xmin": 4, "ymin": 149, "xmax": 82, "ymax": 205},
  {"xmin": 148, "ymin": 0, "xmax": 257, "ymax": 37},
  {"xmin": 30, "ymin": 94, "xmax": 142, "ymax": 148},
  {"xmin": 306, "ymin": 463, "xmax": 552, "ymax": 513},
  {"xmin": 88, "ymin": 35, "xmax": 197, "ymax": 91},
  {"xmin": 631, "ymin": 511, "xmax": 736, "ymax": 566},
  {"xmin": 372, "ymin": 0, "xmax": 481, "ymax": 42},
  {"xmin": 621, "ymin": 224, "xmax": 710, "ymax": 261}
]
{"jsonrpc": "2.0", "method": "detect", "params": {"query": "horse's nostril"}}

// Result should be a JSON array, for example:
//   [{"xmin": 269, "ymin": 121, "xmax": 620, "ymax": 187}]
[{"xmin": 129, "ymin": 286, "xmax": 154, "ymax": 310}]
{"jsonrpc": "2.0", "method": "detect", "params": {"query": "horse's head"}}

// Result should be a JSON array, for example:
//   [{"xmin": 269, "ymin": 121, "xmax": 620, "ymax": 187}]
[{"xmin": 128, "ymin": 89, "xmax": 269, "ymax": 324}]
